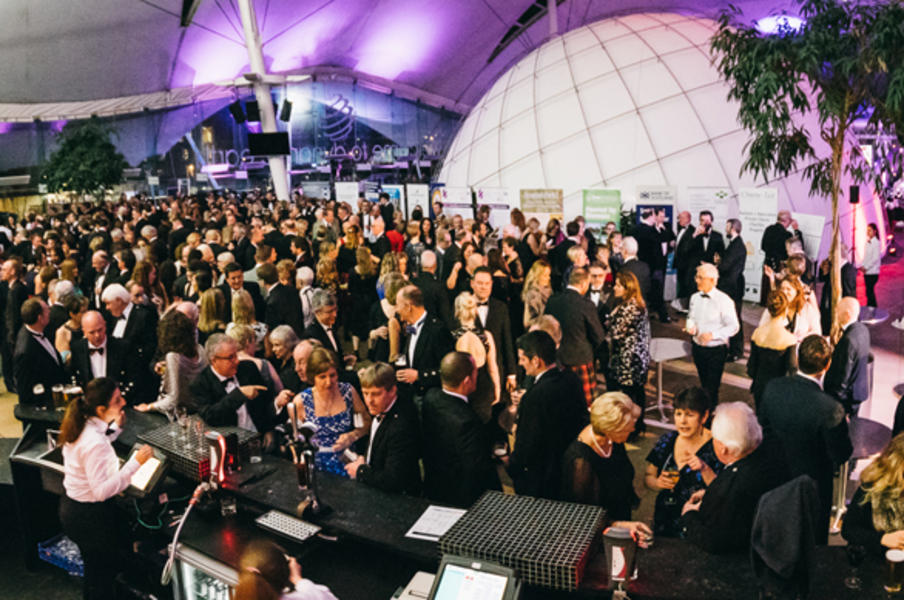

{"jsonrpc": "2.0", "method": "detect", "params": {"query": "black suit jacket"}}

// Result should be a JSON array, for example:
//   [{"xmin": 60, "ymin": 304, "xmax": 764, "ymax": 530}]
[
  {"xmin": 47, "ymin": 303, "xmax": 69, "ymax": 345},
  {"xmin": 509, "ymin": 368, "xmax": 589, "ymax": 498},
  {"xmin": 356, "ymin": 397, "xmax": 422, "ymax": 495},
  {"xmin": 69, "ymin": 337, "xmax": 131, "ymax": 390},
  {"xmin": 402, "ymin": 314, "xmax": 454, "ymax": 395},
  {"xmin": 759, "ymin": 375, "xmax": 852, "ymax": 539},
  {"xmin": 619, "ymin": 259, "xmax": 651, "ymax": 305},
  {"xmin": 441, "ymin": 244, "xmax": 462, "ymax": 283},
  {"xmin": 265, "ymin": 283, "xmax": 305, "ymax": 337},
  {"xmin": 818, "ymin": 262, "xmax": 858, "ymax": 311},
  {"xmin": 681, "ymin": 445, "xmax": 787, "ymax": 554},
  {"xmin": 187, "ymin": 361, "xmax": 276, "ymax": 431},
  {"xmin": 545, "ymin": 288, "xmax": 605, "ymax": 367},
  {"xmin": 107, "ymin": 303, "xmax": 159, "ymax": 403},
  {"xmin": 548, "ymin": 239, "xmax": 576, "ymax": 290},
  {"xmin": 13, "ymin": 327, "xmax": 68, "ymax": 407},
  {"xmin": 413, "ymin": 272, "xmax": 453, "ymax": 329},
  {"xmin": 4, "ymin": 280, "xmax": 28, "ymax": 346},
  {"xmin": 634, "ymin": 222, "xmax": 661, "ymax": 269},
  {"xmin": 421, "ymin": 389, "xmax": 500, "ymax": 507},
  {"xmin": 367, "ymin": 234, "xmax": 392, "ymax": 262},
  {"xmin": 717, "ymin": 236, "xmax": 747, "ymax": 299},
  {"xmin": 481, "ymin": 298, "xmax": 516, "ymax": 378},
  {"xmin": 219, "ymin": 281, "xmax": 266, "ymax": 323},
  {"xmin": 301, "ymin": 319, "xmax": 341, "ymax": 355},
  {"xmin": 761, "ymin": 222, "xmax": 793, "ymax": 269},
  {"xmin": 234, "ymin": 237, "xmax": 255, "ymax": 271},
  {"xmin": 81, "ymin": 265, "xmax": 120, "ymax": 310},
  {"xmin": 824, "ymin": 322, "xmax": 871, "ymax": 413},
  {"xmin": 688, "ymin": 230, "xmax": 725, "ymax": 268}
]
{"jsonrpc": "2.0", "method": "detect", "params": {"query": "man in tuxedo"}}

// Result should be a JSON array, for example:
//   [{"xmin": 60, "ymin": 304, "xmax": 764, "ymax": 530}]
[
  {"xmin": 377, "ymin": 192, "xmax": 395, "ymax": 230},
  {"xmin": 818, "ymin": 247, "xmax": 858, "ymax": 335},
  {"xmin": 618, "ymin": 237, "xmax": 651, "ymax": 305},
  {"xmin": 412, "ymin": 251, "xmax": 453, "ymax": 329},
  {"xmin": 440, "ymin": 229, "xmax": 463, "ymax": 284},
  {"xmin": 259, "ymin": 262, "xmax": 305, "ymax": 336},
  {"xmin": 824, "ymin": 297, "xmax": 871, "ymax": 415},
  {"xmin": 101, "ymin": 283, "xmax": 158, "ymax": 404},
  {"xmin": 345, "ymin": 362, "xmax": 421, "ymax": 495},
  {"xmin": 759, "ymin": 335, "xmax": 852, "ymax": 543},
  {"xmin": 367, "ymin": 217, "xmax": 392, "ymax": 263},
  {"xmin": 508, "ymin": 331, "xmax": 588, "ymax": 499},
  {"xmin": 219, "ymin": 262, "xmax": 265, "ymax": 323},
  {"xmin": 652, "ymin": 207, "xmax": 676, "ymax": 321},
  {"xmin": 717, "ymin": 219, "xmax": 747, "ymax": 361},
  {"xmin": 244, "ymin": 243, "xmax": 275, "ymax": 287},
  {"xmin": 686, "ymin": 211, "xmax": 725, "ymax": 292},
  {"xmin": 187, "ymin": 334, "xmax": 275, "ymax": 433},
  {"xmin": 46, "ymin": 279, "xmax": 74, "ymax": 343},
  {"xmin": 394, "ymin": 285, "xmax": 454, "ymax": 399},
  {"xmin": 421, "ymin": 351, "xmax": 500, "ymax": 507},
  {"xmin": 547, "ymin": 221, "xmax": 579, "ymax": 290},
  {"xmin": 761, "ymin": 210, "xmax": 802, "ymax": 304},
  {"xmin": 544, "ymin": 267, "xmax": 605, "ymax": 407},
  {"xmin": 301, "ymin": 289, "xmax": 343, "ymax": 356},
  {"xmin": 69, "ymin": 310, "xmax": 132, "ymax": 392},
  {"xmin": 310, "ymin": 207, "xmax": 340, "ymax": 245},
  {"xmin": 82, "ymin": 250, "xmax": 120, "ymax": 310},
  {"xmin": 673, "ymin": 210, "xmax": 694, "ymax": 309},
  {"xmin": 470, "ymin": 268, "xmax": 516, "ymax": 393},
  {"xmin": 281, "ymin": 339, "xmax": 321, "ymax": 392},
  {"xmin": 13, "ymin": 298, "xmax": 68, "ymax": 407},
  {"xmin": 2, "ymin": 259, "xmax": 28, "ymax": 392},
  {"xmin": 685, "ymin": 263, "xmax": 739, "ymax": 411}
]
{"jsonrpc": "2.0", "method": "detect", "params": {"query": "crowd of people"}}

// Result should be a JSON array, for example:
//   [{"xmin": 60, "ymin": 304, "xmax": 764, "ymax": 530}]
[{"xmin": 3, "ymin": 188, "xmax": 903, "ymax": 598}]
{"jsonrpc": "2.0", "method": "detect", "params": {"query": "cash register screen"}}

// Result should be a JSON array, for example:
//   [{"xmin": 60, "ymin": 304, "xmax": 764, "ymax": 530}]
[
  {"xmin": 124, "ymin": 446, "xmax": 168, "ymax": 496},
  {"xmin": 431, "ymin": 564, "xmax": 509, "ymax": 600},
  {"xmin": 130, "ymin": 456, "xmax": 161, "ymax": 491}
]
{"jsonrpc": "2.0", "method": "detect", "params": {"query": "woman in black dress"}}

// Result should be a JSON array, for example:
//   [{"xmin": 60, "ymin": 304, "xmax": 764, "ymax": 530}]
[
  {"xmin": 452, "ymin": 292, "xmax": 500, "ymax": 424},
  {"xmin": 560, "ymin": 391, "xmax": 653, "ymax": 540},
  {"xmin": 367, "ymin": 272, "xmax": 407, "ymax": 363},
  {"xmin": 644, "ymin": 387, "xmax": 722, "ymax": 537},
  {"xmin": 347, "ymin": 247, "xmax": 378, "ymax": 358},
  {"xmin": 747, "ymin": 290, "xmax": 797, "ymax": 409},
  {"xmin": 605, "ymin": 271, "xmax": 651, "ymax": 434}
]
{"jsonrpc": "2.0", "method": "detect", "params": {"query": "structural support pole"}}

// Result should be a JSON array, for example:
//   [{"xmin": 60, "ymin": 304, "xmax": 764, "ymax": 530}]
[
  {"xmin": 548, "ymin": 0, "xmax": 558, "ymax": 36},
  {"xmin": 236, "ymin": 0, "xmax": 290, "ymax": 200}
]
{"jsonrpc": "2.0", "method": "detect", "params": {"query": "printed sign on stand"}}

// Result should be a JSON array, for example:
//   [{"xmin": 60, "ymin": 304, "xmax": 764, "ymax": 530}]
[
  {"xmin": 441, "ymin": 187, "xmax": 475, "ymax": 220},
  {"xmin": 335, "ymin": 181, "xmax": 359, "ymax": 205},
  {"xmin": 520, "ymin": 189, "xmax": 563, "ymax": 223},
  {"xmin": 406, "ymin": 184, "xmax": 430, "ymax": 219},
  {"xmin": 582, "ymin": 189, "xmax": 622, "ymax": 238},
  {"xmin": 476, "ymin": 187, "xmax": 516, "ymax": 231},
  {"xmin": 381, "ymin": 184, "xmax": 405, "ymax": 213},
  {"xmin": 683, "ymin": 186, "xmax": 730, "ymax": 226},
  {"xmin": 791, "ymin": 212, "xmax": 826, "ymax": 263},
  {"xmin": 738, "ymin": 188, "xmax": 779, "ymax": 302}
]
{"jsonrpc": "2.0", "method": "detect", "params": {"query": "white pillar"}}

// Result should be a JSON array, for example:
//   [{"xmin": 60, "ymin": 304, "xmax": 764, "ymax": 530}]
[
  {"xmin": 548, "ymin": 0, "xmax": 558, "ymax": 36},
  {"xmin": 236, "ymin": 0, "xmax": 290, "ymax": 200}
]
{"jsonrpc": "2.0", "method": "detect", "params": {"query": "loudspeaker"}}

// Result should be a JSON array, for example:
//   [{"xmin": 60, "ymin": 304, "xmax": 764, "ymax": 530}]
[
  {"xmin": 279, "ymin": 100, "xmax": 293, "ymax": 122},
  {"xmin": 229, "ymin": 101, "xmax": 246, "ymax": 124},
  {"xmin": 245, "ymin": 101, "xmax": 260, "ymax": 122},
  {"xmin": 850, "ymin": 185, "xmax": 860, "ymax": 204}
]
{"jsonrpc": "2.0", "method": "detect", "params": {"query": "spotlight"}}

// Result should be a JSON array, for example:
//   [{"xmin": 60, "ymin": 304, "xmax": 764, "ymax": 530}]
[
  {"xmin": 279, "ymin": 100, "xmax": 293, "ymax": 122},
  {"xmin": 229, "ymin": 101, "xmax": 246, "ymax": 124}
]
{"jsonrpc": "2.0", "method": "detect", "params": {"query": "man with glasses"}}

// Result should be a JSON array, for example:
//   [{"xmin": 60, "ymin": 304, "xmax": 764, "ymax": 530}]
[{"xmin": 188, "ymin": 334, "xmax": 276, "ymax": 435}]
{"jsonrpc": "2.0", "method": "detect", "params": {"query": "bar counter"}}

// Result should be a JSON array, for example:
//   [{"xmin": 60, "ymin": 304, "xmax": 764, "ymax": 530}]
[{"xmin": 10, "ymin": 405, "xmax": 895, "ymax": 599}]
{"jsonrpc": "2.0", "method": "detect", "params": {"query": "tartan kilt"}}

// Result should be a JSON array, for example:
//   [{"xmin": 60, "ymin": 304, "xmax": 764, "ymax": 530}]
[{"xmin": 569, "ymin": 362, "xmax": 597, "ymax": 408}]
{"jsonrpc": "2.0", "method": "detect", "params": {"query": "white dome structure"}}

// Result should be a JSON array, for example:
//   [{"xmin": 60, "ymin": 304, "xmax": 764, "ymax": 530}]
[{"xmin": 439, "ymin": 12, "xmax": 883, "ymax": 259}]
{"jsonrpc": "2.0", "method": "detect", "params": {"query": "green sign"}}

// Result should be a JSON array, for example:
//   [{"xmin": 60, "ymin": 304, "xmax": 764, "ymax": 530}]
[{"xmin": 582, "ymin": 189, "xmax": 621, "ymax": 235}]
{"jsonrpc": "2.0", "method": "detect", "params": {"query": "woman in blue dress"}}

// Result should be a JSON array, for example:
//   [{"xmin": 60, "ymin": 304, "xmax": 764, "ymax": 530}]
[
  {"xmin": 291, "ymin": 348, "xmax": 371, "ymax": 477},
  {"xmin": 643, "ymin": 387, "xmax": 723, "ymax": 537}
]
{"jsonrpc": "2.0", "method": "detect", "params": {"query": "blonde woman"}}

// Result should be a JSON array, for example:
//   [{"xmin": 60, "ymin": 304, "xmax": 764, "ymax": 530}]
[
  {"xmin": 842, "ymin": 433, "xmax": 904, "ymax": 555},
  {"xmin": 560, "ymin": 391, "xmax": 652, "ymax": 542},
  {"xmin": 225, "ymin": 323, "xmax": 283, "ymax": 393},
  {"xmin": 521, "ymin": 258, "xmax": 552, "ymax": 328},
  {"xmin": 348, "ymin": 247, "xmax": 378, "ymax": 356},
  {"xmin": 370, "ymin": 272, "xmax": 407, "ymax": 363},
  {"xmin": 230, "ymin": 288, "xmax": 268, "ymax": 351},
  {"xmin": 198, "ymin": 288, "xmax": 227, "ymax": 337},
  {"xmin": 452, "ymin": 292, "xmax": 501, "ymax": 424}
]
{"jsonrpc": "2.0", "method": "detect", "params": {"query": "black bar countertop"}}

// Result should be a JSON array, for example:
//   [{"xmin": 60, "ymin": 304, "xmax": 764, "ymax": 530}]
[{"xmin": 13, "ymin": 404, "xmax": 896, "ymax": 599}]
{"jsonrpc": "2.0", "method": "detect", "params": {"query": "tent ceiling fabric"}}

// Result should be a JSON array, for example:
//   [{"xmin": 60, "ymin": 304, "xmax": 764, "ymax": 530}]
[{"xmin": 0, "ymin": 0, "xmax": 792, "ymax": 111}]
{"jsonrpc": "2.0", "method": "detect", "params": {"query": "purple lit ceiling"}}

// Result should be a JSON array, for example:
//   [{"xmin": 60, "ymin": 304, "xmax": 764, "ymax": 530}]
[{"xmin": 0, "ymin": 0, "xmax": 797, "ymax": 110}]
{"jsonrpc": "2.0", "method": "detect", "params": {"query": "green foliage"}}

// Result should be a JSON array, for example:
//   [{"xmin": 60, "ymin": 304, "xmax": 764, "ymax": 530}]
[{"xmin": 42, "ymin": 116, "xmax": 128, "ymax": 197}]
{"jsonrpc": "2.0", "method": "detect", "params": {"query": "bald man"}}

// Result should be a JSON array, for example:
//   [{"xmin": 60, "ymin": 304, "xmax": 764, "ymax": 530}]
[
  {"xmin": 824, "ymin": 297, "xmax": 871, "ymax": 415},
  {"xmin": 69, "ymin": 310, "xmax": 132, "ymax": 392},
  {"xmin": 412, "ymin": 250, "xmax": 453, "ymax": 328}
]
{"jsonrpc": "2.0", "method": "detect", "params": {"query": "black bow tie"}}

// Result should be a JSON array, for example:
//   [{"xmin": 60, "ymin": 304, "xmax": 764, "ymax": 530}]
[
  {"xmin": 700, "ymin": 293, "xmax": 710, "ymax": 299},
  {"xmin": 30, "ymin": 331, "xmax": 46, "ymax": 340},
  {"xmin": 477, "ymin": 301, "xmax": 489, "ymax": 307},
  {"xmin": 89, "ymin": 347, "xmax": 104, "ymax": 355}
]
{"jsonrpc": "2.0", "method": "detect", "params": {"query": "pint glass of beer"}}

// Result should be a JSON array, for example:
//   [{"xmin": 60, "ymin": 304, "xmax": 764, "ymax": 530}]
[{"xmin": 885, "ymin": 549, "xmax": 904, "ymax": 593}]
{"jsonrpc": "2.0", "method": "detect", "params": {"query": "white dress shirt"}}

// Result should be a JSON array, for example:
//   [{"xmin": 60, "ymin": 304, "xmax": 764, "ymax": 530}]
[
  {"xmin": 112, "ymin": 302, "xmax": 133, "ymax": 339},
  {"xmin": 214, "ymin": 369, "xmax": 257, "ymax": 432},
  {"xmin": 366, "ymin": 397, "xmax": 397, "ymax": 464},
  {"xmin": 63, "ymin": 416, "xmax": 140, "ymax": 503},
  {"xmin": 862, "ymin": 237, "xmax": 882, "ymax": 275},
  {"xmin": 687, "ymin": 287, "xmax": 739, "ymax": 347},
  {"xmin": 797, "ymin": 371, "xmax": 824, "ymax": 389},
  {"xmin": 406, "ymin": 312, "xmax": 427, "ymax": 366},
  {"xmin": 477, "ymin": 299, "xmax": 490, "ymax": 327},
  {"xmin": 25, "ymin": 325, "xmax": 59, "ymax": 364},
  {"xmin": 88, "ymin": 340, "xmax": 107, "ymax": 378}
]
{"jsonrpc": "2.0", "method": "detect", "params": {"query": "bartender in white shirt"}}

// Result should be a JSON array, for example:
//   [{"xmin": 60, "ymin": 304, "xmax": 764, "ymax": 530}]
[
  {"xmin": 59, "ymin": 377, "xmax": 153, "ymax": 600},
  {"xmin": 684, "ymin": 263, "xmax": 740, "ymax": 412}
]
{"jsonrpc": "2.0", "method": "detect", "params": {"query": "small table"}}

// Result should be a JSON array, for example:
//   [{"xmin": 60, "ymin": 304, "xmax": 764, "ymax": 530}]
[
  {"xmin": 831, "ymin": 417, "xmax": 893, "ymax": 533},
  {"xmin": 645, "ymin": 338, "xmax": 692, "ymax": 430}
]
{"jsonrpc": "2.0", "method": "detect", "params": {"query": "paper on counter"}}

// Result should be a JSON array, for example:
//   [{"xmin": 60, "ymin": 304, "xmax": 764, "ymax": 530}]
[{"xmin": 405, "ymin": 505, "xmax": 467, "ymax": 541}]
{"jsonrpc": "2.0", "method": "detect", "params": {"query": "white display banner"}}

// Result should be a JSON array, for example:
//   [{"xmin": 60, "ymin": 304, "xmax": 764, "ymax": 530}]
[
  {"xmin": 683, "ymin": 186, "xmax": 730, "ymax": 226},
  {"xmin": 738, "ymin": 188, "xmax": 778, "ymax": 302},
  {"xmin": 440, "ymin": 187, "xmax": 475, "ymax": 220},
  {"xmin": 335, "ymin": 181, "xmax": 359, "ymax": 206},
  {"xmin": 406, "ymin": 183, "xmax": 430, "ymax": 219},
  {"xmin": 476, "ymin": 187, "xmax": 516, "ymax": 231},
  {"xmin": 791, "ymin": 212, "xmax": 825, "ymax": 262},
  {"xmin": 636, "ymin": 184, "xmax": 677, "ymax": 206},
  {"xmin": 381, "ymin": 184, "xmax": 405, "ymax": 213}
]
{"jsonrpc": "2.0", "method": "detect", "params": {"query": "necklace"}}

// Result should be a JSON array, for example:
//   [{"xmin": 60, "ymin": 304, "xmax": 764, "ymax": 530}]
[{"xmin": 589, "ymin": 433, "xmax": 613, "ymax": 458}]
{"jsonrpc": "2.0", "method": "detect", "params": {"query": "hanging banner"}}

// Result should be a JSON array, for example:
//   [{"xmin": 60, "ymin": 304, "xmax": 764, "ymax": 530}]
[
  {"xmin": 302, "ymin": 181, "xmax": 331, "ymax": 200},
  {"xmin": 636, "ymin": 185, "xmax": 677, "ymax": 207},
  {"xmin": 738, "ymin": 187, "xmax": 779, "ymax": 302},
  {"xmin": 406, "ymin": 183, "xmax": 430, "ymax": 219},
  {"xmin": 381, "ymin": 184, "xmax": 405, "ymax": 213},
  {"xmin": 683, "ymin": 186, "xmax": 730, "ymax": 227},
  {"xmin": 476, "ymin": 187, "xmax": 516, "ymax": 231},
  {"xmin": 440, "ymin": 187, "xmax": 475, "ymax": 220},
  {"xmin": 791, "ymin": 212, "xmax": 825, "ymax": 262},
  {"xmin": 520, "ymin": 188, "xmax": 563, "ymax": 223},
  {"xmin": 582, "ymin": 189, "xmax": 622, "ymax": 238},
  {"xmin": 335, "ymin": 181, "xmax": 359, "ymax": 206}
]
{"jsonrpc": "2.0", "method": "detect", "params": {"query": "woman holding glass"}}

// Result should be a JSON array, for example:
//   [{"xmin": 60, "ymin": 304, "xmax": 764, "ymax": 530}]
[
  {"xmin": 644, "ymin": 387, "xmax": 722, "ymax": 537},
  {"xmin": 290, "ymin": 348, "xmax": 370, "ymax": 477}
]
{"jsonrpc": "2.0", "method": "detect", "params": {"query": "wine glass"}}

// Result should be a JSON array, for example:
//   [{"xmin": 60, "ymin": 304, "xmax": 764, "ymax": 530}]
[
  {"xmin": 844, "ymin": 544, "xmax": 866, "ymax": 589},
  {"xmin": 175, "ymin": 407, "xmax": 190, "ymax": 444}
]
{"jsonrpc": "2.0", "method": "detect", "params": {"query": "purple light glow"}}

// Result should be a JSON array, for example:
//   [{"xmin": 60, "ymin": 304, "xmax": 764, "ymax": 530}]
[
  {"xmin": 264, "ymin": 9, "xmax": 349, "ymax": 73},
  {"xmin": 0, "ymin": 122, "xmax": 13, "ymax": 135},
  {"xmin": 353, "ymin": 11, "xmax": 439, "ymax": 80},
  {"xmin": 756, "ymin": 15, "xmax": 804, "ymax": 34},
  {"xmin": 171, "ymin": 28, "xmax": 250, "ymax": 88}
]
